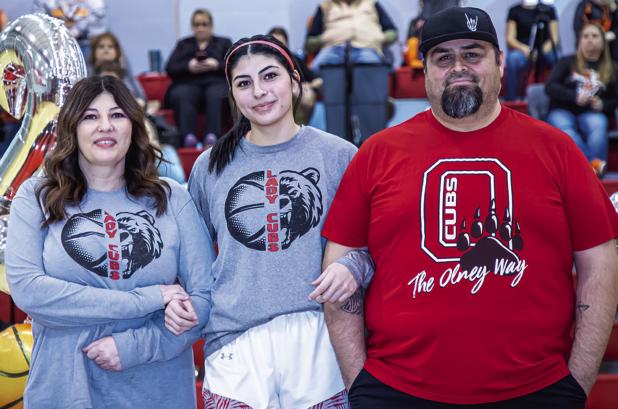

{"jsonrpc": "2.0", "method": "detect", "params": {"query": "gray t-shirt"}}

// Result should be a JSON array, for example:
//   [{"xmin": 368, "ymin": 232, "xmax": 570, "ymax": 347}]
[
  {"xmin": 6, "ymin": 177, "xmax": 215, "ymax": 409},
  {"xmin": 188, "ymin": 126, "xmax": 357, "ymax": 357}
]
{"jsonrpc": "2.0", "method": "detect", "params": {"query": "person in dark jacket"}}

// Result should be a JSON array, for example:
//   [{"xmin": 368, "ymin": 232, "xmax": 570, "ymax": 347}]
[
  {"xmin": 165, "ymin": 9, "xmax": 232, "ymax": 147},
  {"xmin": 546, "ymin": 22, "xmax": 618, "ymax": 176}
]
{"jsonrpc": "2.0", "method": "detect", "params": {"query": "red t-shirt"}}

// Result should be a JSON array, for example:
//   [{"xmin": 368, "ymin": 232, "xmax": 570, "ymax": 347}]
[{"xmin": 322, "ymin": 106, "xmax": 618, "ymax": 404}]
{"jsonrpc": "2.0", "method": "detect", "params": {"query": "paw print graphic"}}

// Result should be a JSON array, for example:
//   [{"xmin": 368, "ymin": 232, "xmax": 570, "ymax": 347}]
[{"xmin": 456, "ymin": 199, "xmax": 523, "ymax": 273}]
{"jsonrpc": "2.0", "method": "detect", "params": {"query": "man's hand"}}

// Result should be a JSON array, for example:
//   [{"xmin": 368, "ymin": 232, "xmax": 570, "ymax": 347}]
[
  {"xmin": 309, "ymin": 262, "xmax": 358, "ymax": 304},
  {"xmin": 569, "ymin": 240, "xmax": 618, "ymax": 396},
  {"xmin": 165, "ymin": 298, "xmax": 198, "ymax": 335},
  {"xmin": 159, "ymin": 284, "xmax": 190, "ymax": 305},
  {"xmin": 83, "ymin": 337, "xmax": 122, "ymax": 371}
]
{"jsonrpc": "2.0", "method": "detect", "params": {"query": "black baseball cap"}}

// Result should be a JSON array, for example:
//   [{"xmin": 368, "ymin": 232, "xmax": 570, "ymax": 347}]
[{"xmin": 419, "ymin": 7, "xmax": 499, "ymax": 57}]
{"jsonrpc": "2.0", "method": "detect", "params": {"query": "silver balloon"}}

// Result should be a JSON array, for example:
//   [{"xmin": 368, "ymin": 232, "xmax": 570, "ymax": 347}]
[
  {"xmin": 611, "ymin": 192, "xmax": 618, "ymax": 213},
  {"xmin": 0, "ymin": 14, "xmax": 87, "ymax": 293}
]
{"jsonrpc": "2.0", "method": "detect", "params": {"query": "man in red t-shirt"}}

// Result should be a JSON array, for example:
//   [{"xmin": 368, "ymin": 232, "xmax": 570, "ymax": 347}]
[{"xmin": 322, "ymin": 6, "xmax": 618, "ymax": 409}]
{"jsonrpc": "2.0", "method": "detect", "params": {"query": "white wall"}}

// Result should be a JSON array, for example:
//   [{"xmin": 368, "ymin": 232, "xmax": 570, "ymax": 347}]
[{"xmin": 4, "ymin": 0, "xmax": 578, "ymax": 74}]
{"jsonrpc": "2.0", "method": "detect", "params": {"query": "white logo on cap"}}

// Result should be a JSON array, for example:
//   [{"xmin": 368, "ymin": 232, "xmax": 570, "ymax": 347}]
[{"xmin": 465, "ymin": 13, "xmax": 478, "ymax": 32}]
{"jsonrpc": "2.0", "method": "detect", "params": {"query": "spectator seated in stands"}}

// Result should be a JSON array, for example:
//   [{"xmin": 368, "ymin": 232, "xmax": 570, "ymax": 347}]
[
  {"xmin": 164, "ymin": 8, "xmax": 231, "ymax": 148},
  {"xmin": 89, "ymin": 32, "xmax": 146, "ymax": 106},
  {"xmin": 95, "ymin": 62, "xmax": 186, "ymax": 183},
  {"xmin": 268, "ymin": 26, "xmax": 323, "ymax": 124},
  {"xmin": 305, "ymin": 0, "xmax": 397, "ymax": 72},
  {"xmin": 546, "ymin": 23, "xmax": 618, "ymax": 177},
  {"xmin": 32, "ymin": 0, "xmax": 106, "ymax": 58},
  {"xmin": 405, "ymin": 0, "xmax": 461, "ymax": 68},
  {"xmin": 505, "ymin": 0, "xmax": 559, "ymax": 100},
  {"xmin": 574, "ymin": 0, "xmax": 618, "ymax": 61}
]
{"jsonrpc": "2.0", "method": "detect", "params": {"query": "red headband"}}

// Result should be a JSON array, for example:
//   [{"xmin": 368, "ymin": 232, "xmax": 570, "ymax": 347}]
[{"xmin": 224, "ymin": 40, "xmax": 295, "ymax": 83}]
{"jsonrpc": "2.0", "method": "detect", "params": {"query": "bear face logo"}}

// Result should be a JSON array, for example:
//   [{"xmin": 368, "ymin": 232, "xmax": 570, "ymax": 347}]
[
  {"xmin": 61, "ymin": 209, "xmax": 163, "ymax": 280},
  {"xmin": 225, "ymin": 168, "xmax": 323, "ymax": 252}
]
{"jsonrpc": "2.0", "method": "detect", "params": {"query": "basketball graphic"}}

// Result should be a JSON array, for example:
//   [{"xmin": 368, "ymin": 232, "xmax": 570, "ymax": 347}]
[
  {"xmin": 225, "ymin": 168, "xmax": 323, "ymax": 252},
  {"xmin": 61, "ymin": 209, "xmax": 107, "ymax": 275},
  {"xmin": 62, "ymin": 209, "xmax": 163, "ymax": 279},
  {"xmin": 0, "ymin": 323, "xmax": 33, "ymax": 409},
  {"xmin": 225, "ymin": 171, "xmax": 267, "ymax": 251}
]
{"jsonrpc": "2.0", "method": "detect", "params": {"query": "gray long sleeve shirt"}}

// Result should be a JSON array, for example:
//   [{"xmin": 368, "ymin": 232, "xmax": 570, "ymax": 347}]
[
  {"xmin": 188, "ymin": 126, "xmax": 357, "ymax": 357},
  {"xmin": 6, "ymin": 177, "xmax": 215, "ymax": 409}
]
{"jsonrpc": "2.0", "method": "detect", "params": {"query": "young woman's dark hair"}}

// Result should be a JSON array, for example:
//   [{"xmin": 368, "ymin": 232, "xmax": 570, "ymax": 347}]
[
  {"xmin": 36, "ymin": 76, "xmax": 170, "ymax": 226},
  {"xmin": 208, "ymin": 34, "xmax": 304, "ymax": 174}
]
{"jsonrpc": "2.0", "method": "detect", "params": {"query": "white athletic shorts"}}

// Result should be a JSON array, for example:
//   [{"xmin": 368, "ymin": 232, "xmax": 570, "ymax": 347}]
[{"xmin": 202, "ymin": 310, "xmax": 349, "ymax": 409}]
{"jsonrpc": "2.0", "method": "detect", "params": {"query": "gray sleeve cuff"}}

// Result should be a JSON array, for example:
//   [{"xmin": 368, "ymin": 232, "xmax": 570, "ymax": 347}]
[
  {"xmin": 335, "ymin": 249, "xmax": 375, "ymax": 288},
  {"xmin": 132, "ymin": 285, "xmax": 164, "ymax": 314},
  {"xmin": 113, "ymin": 330, "xmax": 141, "ymax": 370}
]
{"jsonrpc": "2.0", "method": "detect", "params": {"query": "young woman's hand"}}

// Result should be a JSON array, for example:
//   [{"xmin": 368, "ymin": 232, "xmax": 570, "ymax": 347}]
[
  {"xmin": 165, "ymin": 299, "xmax": 198, "ymax": 335},
  {"xmin": 83, "ymin": 337, "xmax": 122, "ymax": 371},
  {"xmin": 160, "ymin": 284, "xmax": 190, "ymax": 305},
  {"xmin": 309, "ymin": 262, "xmax": 359, "ymax": 304}
]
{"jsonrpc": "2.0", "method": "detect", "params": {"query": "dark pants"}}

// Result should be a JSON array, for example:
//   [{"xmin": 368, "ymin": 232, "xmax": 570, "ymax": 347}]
[
  {"xmin": 166, "ymin": 80, "xmax": 228, "ymax": 139},
  {"xmin": 349, "ymin": 369, "xmax": 586, "ymax": 409}
]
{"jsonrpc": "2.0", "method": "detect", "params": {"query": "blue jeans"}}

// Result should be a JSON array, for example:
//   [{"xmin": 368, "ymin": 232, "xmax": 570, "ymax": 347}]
[
  {"xmin": 547, "ymin": 108, "xmax": 608, "ymax": 161},
  {"xmin": 505, "ymin": 49, "xmax": 557, "ymax": 101},
  {"xmin": 311, "ymin": 45, "xmax": 382, "ymax": 72}
]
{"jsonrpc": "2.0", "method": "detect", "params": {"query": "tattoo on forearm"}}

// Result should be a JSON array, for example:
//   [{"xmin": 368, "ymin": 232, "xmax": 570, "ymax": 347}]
[
  {"xmin": 576, "ymin": 304, "xmax": 590, "ymax": 312},
  {"xmin": 341, "ymin": 289, "xmax": 364, "ymax": 315}
]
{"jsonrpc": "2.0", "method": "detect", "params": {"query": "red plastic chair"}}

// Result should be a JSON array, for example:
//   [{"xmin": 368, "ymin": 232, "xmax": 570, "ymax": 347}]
[
  {"xmin": 392, "ymin": 67, "xmax": 426, "ymax": 99},
  {"xmin": 192, "ymin": 338, "xmax": 205, "ymax": 368},
  {"xmin": 604, "ymin": 321, "xmax": 618, "ymax": 361},
  {"xmin": 177, "ymin": 147, "xmax": 206, "ymax": 177},
  {"xmin": 587, "ymin": 374, "xmax": 618, "ymax": 409},
  {"xmin": 137, "ymin": 73, "xmax": 172, "ymax": 104},
  {"xmin": 196, "ymin": 379, "xmax": 205, "ymax": 409}
]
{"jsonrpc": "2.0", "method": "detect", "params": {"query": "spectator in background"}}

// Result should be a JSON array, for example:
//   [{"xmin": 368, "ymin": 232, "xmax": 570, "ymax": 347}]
[
  {"xmin": 268, "ymin": 27, "xmax": 323, "ymax": 124},
  {"xmin": 89, "ymin": 32, "xmax": 146, "ymax": 105},
  {"xmin": 95, "ymin": 62, "xmax": 186, "ymax": 183},
  {"xmin": 505, "ymin": 0, "xmax": 559, "ymax": 100},
  {"xmin": 546, "ymin": 23, "xmax": 618, "ymax": 177},
  {"xmin": 32, "ymin": 0, "xmax": 106, "ymax": 58},
  {"xmin": 305, "ymin": 0, "xmax": 397, "ymax": 71},
  {"xmin": 574, "ymin": 0, "xmax": 618, "ymax": 61},
  {"xmin": 165, "ymin": 9, "xmax": 231, "ymax": 148},
  {"xmin": 406, "ymin": 0, "xmax": 461, "ymax": 67}
]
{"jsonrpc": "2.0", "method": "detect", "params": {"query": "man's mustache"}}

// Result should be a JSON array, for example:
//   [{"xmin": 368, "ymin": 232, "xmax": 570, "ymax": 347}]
[{"xmin": 444, "ymin": 73, "xmax": 480, "ymax": 86}]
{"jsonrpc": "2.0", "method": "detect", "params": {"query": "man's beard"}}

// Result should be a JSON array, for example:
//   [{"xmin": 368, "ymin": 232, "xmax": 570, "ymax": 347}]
[{"xmin": 441, "ymin": 76, "xmax": 483, "ymax": 119}]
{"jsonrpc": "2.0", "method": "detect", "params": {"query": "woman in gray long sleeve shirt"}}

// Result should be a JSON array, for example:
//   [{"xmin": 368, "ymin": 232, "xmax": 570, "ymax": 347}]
[{"xmin": 6, "ymin": 76, "xmax": 215, "ymax": 409}]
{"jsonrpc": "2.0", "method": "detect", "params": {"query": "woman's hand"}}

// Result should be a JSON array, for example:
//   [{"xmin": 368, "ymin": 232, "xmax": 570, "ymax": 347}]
[
  {"xmin": 165, "ymin": 298, "xmax": 198, "ymax": 335},
  {"xmin": 590, "ymin": 96, "xmax": 603, "ymax": 111},
  {"xmin": 83, "ymin": 337, "xmax": 122, "ymax": 371},
  {"xmin": 576, "ymin": 91, "xmax": 591, "ymax": 107},
  {"xmin": 309, "ymin": 262, "xmax": 359, "ymax": 304},
  {"xmin": 188, "ymin": 58, "xmax": 209, "ymax": 73},
  {"xmin": 159, "ymin": 284, "xmax": 190, "ymax": 305},
  {"xmin": 203, "ymin": 57, "xmax": 219, "ymax": 71}
]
